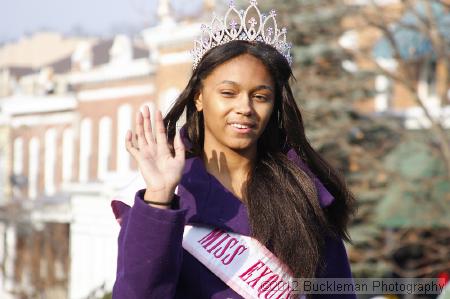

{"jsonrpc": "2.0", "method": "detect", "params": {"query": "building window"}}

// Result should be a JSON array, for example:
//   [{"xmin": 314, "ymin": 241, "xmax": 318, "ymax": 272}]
[
  {"xmin": 62, "ymin": 128, "xmax": 74, "ymax": 183},
  {"xmin": 98, "ymin": 116, "xmax": 112, "ymax": 180},
  {"xmin": 374, "ymin": 58, "xmax": 397, "ymax": 112},
  {"xmin": 117, "ymin": 104, "xmax": 132, "ymax": 173},
  {"xmin": 419, "ymin": 59, "xmax": 438, "ymax": 99},
  {"xmin": 79, "ymin": 118, "xmax": 92, "ymax": 183},
  {"xmin": 29, "ymin": 137, "xmax": 40, "ymax": 199},
  {"xmin": 426, "ymin": 60, "xmax": 437, "ymax": 97},
  {"xmin": 418, "ymin": 59, "xmax": 439, "ymax": 113},
  {"xmin": 374, "ymin": 75, "xmax": 392, "ymax": 112}
]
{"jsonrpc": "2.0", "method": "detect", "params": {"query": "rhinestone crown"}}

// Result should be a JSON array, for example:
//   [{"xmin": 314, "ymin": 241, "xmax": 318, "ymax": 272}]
[{"xmin": 191, "ymin": 0, "xmax": 293, "ymax": 70}]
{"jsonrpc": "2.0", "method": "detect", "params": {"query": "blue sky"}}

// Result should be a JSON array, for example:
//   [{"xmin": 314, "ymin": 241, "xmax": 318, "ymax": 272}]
[{"xmin": 0, "ymin": 0, "xmax": 203, "ymax": 43}]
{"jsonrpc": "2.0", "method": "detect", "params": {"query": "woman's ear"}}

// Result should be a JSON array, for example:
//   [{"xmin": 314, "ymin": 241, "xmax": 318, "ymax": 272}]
[{"xmin": 194, "ymin": 91, "xmax": 203, "ymax": 112}]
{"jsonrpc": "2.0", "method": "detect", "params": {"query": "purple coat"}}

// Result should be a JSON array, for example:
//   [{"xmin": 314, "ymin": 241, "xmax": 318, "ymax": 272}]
[{"xmin": 111, "ymin": 129, "xmax": 356, "ymax": 299}]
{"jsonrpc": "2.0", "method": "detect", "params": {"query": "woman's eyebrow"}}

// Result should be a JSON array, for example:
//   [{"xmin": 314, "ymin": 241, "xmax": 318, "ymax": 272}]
[
  {"xmin": 217, "ymin": 80, "xmax": 239, "ymax": 87},
  {"xmin": 217, "ymin": 80, "xmax": 273, "ymax": 92},
  {"xmin": 252, "ymin": 85, "xmax": 273, "ymax": 93}
]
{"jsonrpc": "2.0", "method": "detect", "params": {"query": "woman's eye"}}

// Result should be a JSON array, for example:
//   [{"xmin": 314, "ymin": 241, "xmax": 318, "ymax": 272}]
[
  {"xmin": 254, "ymin": 95, "xmax": 268, "ymax": 101},
  {"xmin": 221, "ymin": 91, "xmax": 236, "ymax": 97}
]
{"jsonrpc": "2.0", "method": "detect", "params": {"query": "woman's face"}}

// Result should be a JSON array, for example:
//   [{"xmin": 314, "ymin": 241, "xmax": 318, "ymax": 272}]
[{"xmin": 195, "ymin": 53, "xmax": 275, "ymax": 153}]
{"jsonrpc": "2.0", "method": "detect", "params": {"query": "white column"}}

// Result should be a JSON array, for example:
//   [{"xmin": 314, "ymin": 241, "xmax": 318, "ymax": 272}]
[
  {"xmin": 62, "ymin": 128, "xmax": 74, "ymax": 183},
  {"xmin": 79, "ymin": 118, "xmax": 92, "ymax": 183},
  {"xmin": 44, "ymin": 128, "xmax": 57, "ymax": 195},
  {"xmin": 28, "ymin": 137, "xmax": 40, "ymax": 199},
  {"xmin": 98, "ymin": 117, "xmax": 112, "ymax": 180},
  {"xmin": 117, "ymin": 105, "xmax": 132, "ymax": 173},
  {"xmin": 13, "ymin": 138, "xmax": 23, "ymax": 176}
]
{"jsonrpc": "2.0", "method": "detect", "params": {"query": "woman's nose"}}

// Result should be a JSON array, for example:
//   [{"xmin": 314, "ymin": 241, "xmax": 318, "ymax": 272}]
[{"xmin": 236, "ymin": 94, "xmax": 253, "ymax": 115}]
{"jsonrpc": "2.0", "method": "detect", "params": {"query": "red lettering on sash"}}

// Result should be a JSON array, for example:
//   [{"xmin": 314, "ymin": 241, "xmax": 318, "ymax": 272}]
[
  {"xmin": 198, "ymin": 228, "xmax": 224, "ymax": 249},
  {"xmin": 197, "ymin": 228, "xmax": 247, "ymax": 266},
  {"xmin": 239, "ymin": 260, "xmax": 266, "ymax": 282},
  {"xmin": 214, "ymin": 237, "xmax": 238, "ymax": 258},
  {"xmin": 192, "ymin": 226, "xmax": 296, "ymax": 298},
  {"xmin": 207, "ymin": 233, "xmax": 230, "ymax": 253},
  {"xmin": 247, "ymin": 265, "xmax": 273, "ymax": 288},
  {"xmin": 221, "ymin": 244, "xmax": 247, "ymax": 265}
]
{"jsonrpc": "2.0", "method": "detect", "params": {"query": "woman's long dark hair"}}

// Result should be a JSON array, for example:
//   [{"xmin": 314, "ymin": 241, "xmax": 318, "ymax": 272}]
[{"xmin": 164, "ymin": 40, "xmax": 356, "ymax": 278}]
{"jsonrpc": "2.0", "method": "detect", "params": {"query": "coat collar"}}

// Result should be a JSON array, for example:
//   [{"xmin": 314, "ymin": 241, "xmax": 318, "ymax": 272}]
[{"xmin": 177, "ymin": 125, "xmax": 334, "ymax": 236}]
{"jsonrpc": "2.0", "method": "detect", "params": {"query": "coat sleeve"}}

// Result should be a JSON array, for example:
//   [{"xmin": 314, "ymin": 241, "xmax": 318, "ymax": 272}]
[
  {"xmin": 111, "ymin": 189, "xmax": 188, "ymax": 299},
  {"xmin": 312, "ymin": 235, "xmax": 357, "ymax": 299}
]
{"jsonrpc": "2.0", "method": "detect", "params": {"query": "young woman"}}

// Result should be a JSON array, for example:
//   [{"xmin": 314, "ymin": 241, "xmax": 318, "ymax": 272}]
[{"xmin": 111, "ymin": 1, "xmax": 356, "ymax": 298}]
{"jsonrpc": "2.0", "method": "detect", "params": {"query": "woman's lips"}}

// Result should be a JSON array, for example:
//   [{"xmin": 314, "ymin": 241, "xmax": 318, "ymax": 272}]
[{"xmin": 228, "ymin": 123, "xmax": 254, "ymax": 134}]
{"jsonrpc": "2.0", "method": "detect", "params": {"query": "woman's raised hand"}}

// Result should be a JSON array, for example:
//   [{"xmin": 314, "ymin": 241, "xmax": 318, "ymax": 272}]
[{"xmin": 125, "ymin": 105, "xmax": 185, "ymax": 208}]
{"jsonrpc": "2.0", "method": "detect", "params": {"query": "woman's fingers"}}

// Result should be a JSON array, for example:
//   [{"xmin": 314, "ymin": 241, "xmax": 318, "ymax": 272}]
[
  {"xmin": 127, "ymin": 108, "xmax": 180, "ymax": 162},
  {"xmin": 125, "ymin": 130, "xmax": 139, "ymax": 156},
  {"xmin": 155, "ymin": 109, "xmax": 170, "ymax": 156},
  {"xmin": 142, "ymin": 105, "xmax": 154, "ymax": 144},
  {"xmin": 135, "ymin": 110, "xmax": 147, "ymax": 149},
  {"xmin": 174, "ymin": 128, "xmax": 185, "ymax": 162}
]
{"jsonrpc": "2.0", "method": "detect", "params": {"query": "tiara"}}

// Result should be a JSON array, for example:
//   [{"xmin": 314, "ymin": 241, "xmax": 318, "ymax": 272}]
[{"xmin": 191, "ymin": 0, "xmax": 293, "ymax": 70}]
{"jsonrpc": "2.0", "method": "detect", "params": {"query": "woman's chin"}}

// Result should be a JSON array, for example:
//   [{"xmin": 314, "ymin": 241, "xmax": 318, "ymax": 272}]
[{"xmin": 226, "ymin": 140, "xmax": 256, "ymax": 151}]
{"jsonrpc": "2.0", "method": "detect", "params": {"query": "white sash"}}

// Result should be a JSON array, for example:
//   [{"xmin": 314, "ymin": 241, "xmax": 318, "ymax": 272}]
[{"xmin": 182, "ymin": 225, "xmax": 299, "ymax": 299}]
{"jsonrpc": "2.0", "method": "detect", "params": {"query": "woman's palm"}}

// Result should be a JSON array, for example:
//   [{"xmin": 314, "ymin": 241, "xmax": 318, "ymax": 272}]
[{"xmin": 125, "ymin": 106, "xmax": 185, "ymax": 201}]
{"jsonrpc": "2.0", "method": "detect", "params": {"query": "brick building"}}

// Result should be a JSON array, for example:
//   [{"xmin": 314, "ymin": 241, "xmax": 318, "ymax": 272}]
[
  {"xmin": 0, "ymin": 0, "xmax": 206, "ymax": 297},
  {"xmin": 341, "ymin": 0, "xmax": 450, "ymax": 129}
]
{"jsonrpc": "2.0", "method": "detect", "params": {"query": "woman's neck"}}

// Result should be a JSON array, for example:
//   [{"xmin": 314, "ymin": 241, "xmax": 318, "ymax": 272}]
[{"xmin": 202, "ymin": 145, "xmax": 256, "ymax": 202}]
